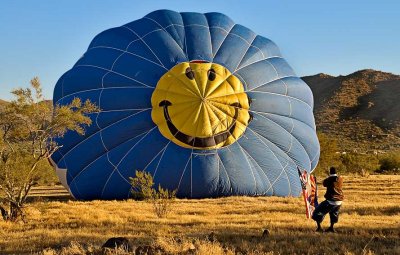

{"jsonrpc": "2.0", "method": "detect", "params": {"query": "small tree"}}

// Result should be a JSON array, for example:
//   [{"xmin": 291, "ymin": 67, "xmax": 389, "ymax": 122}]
[
  {"xmin": 130, "ymin": 170, "xmax": 176, "ymax": 218},
  {"xmin": 0, "ymin": 77, "xmax": 99, "ymax": 222}
]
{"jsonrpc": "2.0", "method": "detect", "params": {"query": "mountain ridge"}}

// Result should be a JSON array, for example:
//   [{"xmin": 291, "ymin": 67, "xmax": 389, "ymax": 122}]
[{"xmin": 303, "ymin": 69, "xmax": 400, "ymax": 151}]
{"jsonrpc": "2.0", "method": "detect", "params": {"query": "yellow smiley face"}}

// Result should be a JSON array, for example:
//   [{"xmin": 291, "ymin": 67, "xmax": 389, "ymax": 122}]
[{"xmin": 151, "ymin": 62, "xmax": 251, "ymax": 149}]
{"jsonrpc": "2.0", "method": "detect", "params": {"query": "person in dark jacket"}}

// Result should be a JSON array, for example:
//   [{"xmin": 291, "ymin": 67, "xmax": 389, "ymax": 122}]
[{"xmin": 312, "ymin": 167, "xmax": 344, "ymax": 232}]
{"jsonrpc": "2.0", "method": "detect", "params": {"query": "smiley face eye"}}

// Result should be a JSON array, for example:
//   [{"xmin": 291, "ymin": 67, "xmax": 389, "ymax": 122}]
[
  {"xmin": 185, "ymin": 67, "xmax": 195, "ymax": 80},
  {"xmin": 230, "ymin": 102, "xmax": 241, "ymax": 108},
  {"xmin": 159, "ymin": 100, "xmax": 172, "ymax": 107},
  {"xmin": 207, "ymin": 69, "xmax": 216, "ymax": 81}
]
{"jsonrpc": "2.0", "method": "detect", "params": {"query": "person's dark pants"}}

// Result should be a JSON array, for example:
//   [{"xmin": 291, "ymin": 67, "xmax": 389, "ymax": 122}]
[{"xmin": 312, "ymin": 200, "xmax": 341, "ymax": 224}]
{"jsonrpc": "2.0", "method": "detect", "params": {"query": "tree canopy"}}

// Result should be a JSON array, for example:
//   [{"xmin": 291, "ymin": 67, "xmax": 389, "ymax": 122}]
[{"xmin": 0, "ymin": 77, "xmax": 98, "ymax": 221}]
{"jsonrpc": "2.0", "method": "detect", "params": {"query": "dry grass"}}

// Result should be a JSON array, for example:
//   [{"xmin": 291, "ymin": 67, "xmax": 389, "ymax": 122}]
[{"xmin": 0, "ymin": 175, "xmax": 399, "ymax": 254}]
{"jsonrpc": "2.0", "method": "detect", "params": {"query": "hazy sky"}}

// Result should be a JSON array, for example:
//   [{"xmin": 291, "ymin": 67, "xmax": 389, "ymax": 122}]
[{"xmin": 1, "ymin": 1, "xmax": 399, "ymax": 100}]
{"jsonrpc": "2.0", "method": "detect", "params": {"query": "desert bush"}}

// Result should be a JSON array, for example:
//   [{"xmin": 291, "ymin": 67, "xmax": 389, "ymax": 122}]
[
  {"xmin": 377, "ymin": 151, "xmax": 400, "ymax": 174},
  {"xmin": 339, "ymin": 153, "xmax": 379, "ymax": 175},
  {"xmin": 152, "ymin": 184, "xmax": 177, "ymax": 218},
  {"xmin": 130, "ymin": 170, "xmax": 176, "ymax": 218},
  {"xmin": 129, "ymin": 170, "xmax": 154, "ymax": 200}
]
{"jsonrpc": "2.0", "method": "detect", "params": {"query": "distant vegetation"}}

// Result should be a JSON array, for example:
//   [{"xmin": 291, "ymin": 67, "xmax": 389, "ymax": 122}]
[
  {"xmin": 315, "ymin": 132, "xmax": 399, "ymax": 176},
  {"xmin": 376, "ymin": 151, "xmax": 400, "ymax": 174}
]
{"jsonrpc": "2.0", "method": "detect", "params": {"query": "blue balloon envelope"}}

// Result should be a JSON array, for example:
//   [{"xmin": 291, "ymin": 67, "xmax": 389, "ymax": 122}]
[{"xmin": 51, "ymin": 10, "xmax": 320, "ymax": 200}]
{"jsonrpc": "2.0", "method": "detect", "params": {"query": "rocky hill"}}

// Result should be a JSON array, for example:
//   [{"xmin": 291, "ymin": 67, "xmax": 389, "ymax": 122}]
[{"xmin": 303, "ymin": 69, "xmax": 400, "ymax": 152}]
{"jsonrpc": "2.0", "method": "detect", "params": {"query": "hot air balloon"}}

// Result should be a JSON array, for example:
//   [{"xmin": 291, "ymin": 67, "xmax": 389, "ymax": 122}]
[{"xmin": 50, "ymin": 10, "xmax": 320, "ymax": 200}]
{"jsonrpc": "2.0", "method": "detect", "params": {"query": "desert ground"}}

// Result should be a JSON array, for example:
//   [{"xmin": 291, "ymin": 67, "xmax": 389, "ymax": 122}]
[{"xmin": 0, "ymin": 175, "xmax": 399, "ymax": 255}]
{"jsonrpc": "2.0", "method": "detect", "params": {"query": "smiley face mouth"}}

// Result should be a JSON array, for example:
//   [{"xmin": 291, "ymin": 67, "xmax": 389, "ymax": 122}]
[{"xmin": 159, "ymin": 100, "xmax": 240, "ymax": 148}]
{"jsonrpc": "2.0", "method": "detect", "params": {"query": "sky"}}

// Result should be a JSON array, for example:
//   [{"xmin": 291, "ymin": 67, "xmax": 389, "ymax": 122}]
[{"xmin": 0, "ymin": 1, "xmax": 399, "ymax": 100}]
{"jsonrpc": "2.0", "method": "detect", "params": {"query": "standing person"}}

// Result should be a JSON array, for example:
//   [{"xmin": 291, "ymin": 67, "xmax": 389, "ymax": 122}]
[{"xmin": 312, "ymin": 167, "xmax": 344, "ymax": 232}]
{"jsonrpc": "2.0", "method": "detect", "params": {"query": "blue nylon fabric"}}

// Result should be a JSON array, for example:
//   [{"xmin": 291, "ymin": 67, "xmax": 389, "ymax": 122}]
[{"xmin": 52, "ymin": 10, "xmax": 320, "ymax": 200}]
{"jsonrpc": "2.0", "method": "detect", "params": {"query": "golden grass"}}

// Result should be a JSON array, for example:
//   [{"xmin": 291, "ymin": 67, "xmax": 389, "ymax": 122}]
[{"xmin": 0, "ymin": 175, "xmax": 399, "ymax": 254}]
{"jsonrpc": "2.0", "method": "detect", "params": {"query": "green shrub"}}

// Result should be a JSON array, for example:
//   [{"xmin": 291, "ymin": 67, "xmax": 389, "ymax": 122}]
[
  {"xmin": 339, "ymin": 153, "xmax": 379, "ymax": 175},
  {"xmin": 377, "ymin": 152, "xmax": 400, "ymax": 174},
  {"xmin": 152, "ymin": 185, "xmax": 177, "ymax": 218},
  {"xmin": 129, "ymin": 170, "xmax": 176, "ymax": 218},
  {"xmin": 129, "ymin": 170, "xmax": 155, "ymax": 200}
]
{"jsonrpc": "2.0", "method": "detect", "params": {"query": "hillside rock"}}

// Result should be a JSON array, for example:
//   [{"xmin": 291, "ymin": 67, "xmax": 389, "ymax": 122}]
[{"xmin": 102, "ymin": 237, "xmax": 133, "ymax": 252}]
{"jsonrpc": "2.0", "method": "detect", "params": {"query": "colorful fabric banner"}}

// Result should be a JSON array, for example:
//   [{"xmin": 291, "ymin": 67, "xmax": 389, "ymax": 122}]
[{"xmin": 298, "ymin": 167, "xmax": 318, "ymax": 218}]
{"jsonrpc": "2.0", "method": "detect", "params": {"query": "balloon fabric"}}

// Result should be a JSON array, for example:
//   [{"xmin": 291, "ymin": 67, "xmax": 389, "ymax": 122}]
[{"xmin": 51, "ymin": 10, "xmax": 320, "ymax": 200}]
